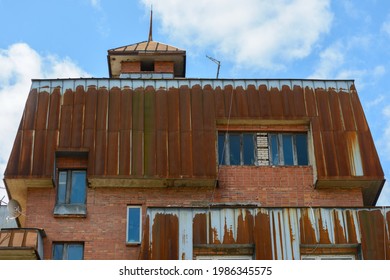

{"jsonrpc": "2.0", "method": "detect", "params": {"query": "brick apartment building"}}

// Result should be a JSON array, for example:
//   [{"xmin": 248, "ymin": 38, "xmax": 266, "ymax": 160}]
[{"xmin": 0, "ymin": 29, "xmax": 388, "ymax": 259}]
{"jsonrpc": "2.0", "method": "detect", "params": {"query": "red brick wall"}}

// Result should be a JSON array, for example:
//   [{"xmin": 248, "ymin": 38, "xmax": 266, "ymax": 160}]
[
  {"xmin": 154, "ymin": 61, "xmax": 174, "ymax": 73},
  {"xmin": 121, "ymin": 61, "xmax": 141, "ymax": 73},
  {"xmin": 25, "ymin": 165, "xmax": 363, "ymax": 259}
]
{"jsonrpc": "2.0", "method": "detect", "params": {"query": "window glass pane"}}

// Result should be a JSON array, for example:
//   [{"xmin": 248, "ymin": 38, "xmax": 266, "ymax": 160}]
[
  {"xmin": 296, "ymin": 134, "xmax": 308, "ymax": 165},
  {"xmin": 282, "ymin": 134, "xmax": 294, "ymax": 165},
  {"xmin": 270, "ymin": 134, "xmax": 279, "ymax": 165},
  {"xmin": 67, "ymin": 244, "xmax": 84, "ymax": 260},
  {"xmin": 70, "ymin": 171, "xmax": 86, "ymax": 204},
  {"xmin": 243, "ymin": 133, "xmax": 255, "ymax": 165},
  {"xmin": 218, "ymin": 133, "xmax": 226, "ymax": 165},
  {"xmin": 127, "ymin": 207, "xmax": 141, "ymax": 243},
  {"xmin": 52, "ymin": 244, "xmax": 64, "ymax": 260},
  {"xmin": 229, "ymin": 134, "xmax": 241, "ymax": 165},
  {"xmin": 57, "ymin": 171, "xmax": 67, "ymax": 204}
]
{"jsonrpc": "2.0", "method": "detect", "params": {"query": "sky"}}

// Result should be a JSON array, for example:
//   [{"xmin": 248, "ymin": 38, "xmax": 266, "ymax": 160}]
[{"xmin": 0, "ymin": 0, "xmax": 389, "ymax": 206}]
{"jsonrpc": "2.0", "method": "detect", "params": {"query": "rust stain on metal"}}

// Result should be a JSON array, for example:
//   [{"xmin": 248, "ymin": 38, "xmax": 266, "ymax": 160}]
[
  {"xmin": 254, "ymin": 210, "xmax": 273, "ymax": 260},
  {"xmin": 151, "ymin": 213, "xmax": 179, "ymax": 260},
  {"xmin": 5, "ymin": 81, "xmax": 384, "ymax": 205},
  {"xmin": 236, "ymin": 209, "xmax": 254, "ymax": 244},
  {"xmin": 193, "ymin": 213, "xmax": 207, "ymax": 244},
  {"xmin": 333, "ymin": 210, "xmax": 347, "ymax": 244},
  {"xmin": 300, "ymin": 208, "xmax": 317, "ymax": 244},
  {"xmin": 358, "ymin": 209, "xmax": 388, "ymax": 260}
]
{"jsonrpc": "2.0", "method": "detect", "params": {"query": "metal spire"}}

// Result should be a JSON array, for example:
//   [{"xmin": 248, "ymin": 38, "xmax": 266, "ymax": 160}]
[{"xmin": 148, "ymin": 7, "xmax": 153, "ymax": 42}]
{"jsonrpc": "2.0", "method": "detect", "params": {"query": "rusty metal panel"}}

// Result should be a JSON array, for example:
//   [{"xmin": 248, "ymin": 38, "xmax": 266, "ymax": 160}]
[
  {"xmin": 246, "ymin": 85, "xmax": 260, "ymax": 117},
  {"xmin": 333, "ymin": 132, "xmax": 350, "ymax": 176},
  {"xmin": 312, "ymin": 131, "xmax": 326, "ymax": 177},
  {"xmin": 96, "ymin": 87, "xmax": 109, "ymax": 130},
  {"xmin": 84, "ymin": 86, "xmax": 98, "ymax": 131},
  {"xmin": 35, "ymin": 91, "xmax": 50, "ymax": 130},
  {"xmin": 167, "ymin": 88, "xmax": 181, "ymax": 176},
  {"xmin": 191, "ymin": 86, "xmax": 205, "ymax": 176},
  {"xmin": 202, "ymin": 85, "xmax": 216, "ymax": 130},
  {"xmin": 119, "ymin": 130, "xmax": 131, "ymax": 176},
  {"xmin": 44, "ymin": 130, "xmax": 58, "ymax": 176},
  {"xmin": 350, "ymin": 91, "xmax": 368, "ymax": 132},
  {"xmin": 281, "ymin": 85, "xmax": 296, "ymax": 118},
  {"xmin": 339, "ymin": 91, "xmax": 356, "ymax": 131},
  {"xmin": 144, "ymin": 87, "xmax": 156, "ymax": 177},
  {"xmin": 315, "ymin": 88, "xmax": 333, "ymax": 131},
  {"xmin": 292, "ymin": 85, "xmax": 306, "ymax": 117},
  {"xmin": 179, "ymin": 86, "xmax": 192, "ymax": 176},
  {"xmin": 358, "ymin": 209, "xmax": 389, "ymax": 259},
  {"xmin": 47, "ymin": 87, "xmax": 61, "ymax": 130},
  {"xmin": 95, "ymin": 130, "xmax": 107, "ymax": 175},
  {"xmin": 120, "ymin": 88, "xmax": 133, "ymax": 130},
  {"xmin": 5, "ymin": 130, "xmax": 22, "ymax": 176},
  {"xmin": 108, "ymin": 87, "xmax": 122, "ymax": 131},
  {"xmin": 146, "ymin": 207, "xmax": 389, "ymax": 260},
  {"xmin": 19, "ymin": 130, "xmax": 34, "ymax": 175},
  {"xmin": 345, "ymin": 131, "xmax": 363, "ymax": 176},
  {"xmin": 223, "ymin": 85, "xmax": 237, "ymax": 117},
  {"xmin": 22, "ymin": 89, "xmax": 38, "ymax": 130},
  {"xmin": 258, "ymin": 84, "xmax": 271, "ymax": 117},
  {"xmin": 32, "ymin": 130, "xmax": 46, "ymax": 175},
  {"xmin": 58, "ymin": 90, "xmax": 74, "ymax": 148},
  {"xmin": 235, "ymin": 86, "xmax": 249, "ymax": 118},
  {"xmin": 71, "ymin": 86, "xmax": 85, "ymax": 148},
  {"xmin": 149, "ymin": 209, "xmax": 179, "ymax": 260},
  {"xmin": 322, "ymin": 132, "xmax": 339, "ymax": 176},
  {"xmin": 214, "ymin": 86, "xmax": 226, "ymax": 118},
  {"xmin": 156, "ymin": 89, "xmax": 168, "ymax": 177},
  {"xmin": 358, "ymin": 131, "xmax": 384, "ymax": 177},
  {"xmin": 328, "ymin": 89, "xmax": 344, "ymax": 131},
  {"xmin": 304, "ymin": 87, "xmax": 317, "ymax": 117},
  {"xmin": 106, "ymin": 132, "xmax": 119, "ymax": 175},
  {"xmin": 270, "ymin": 87, "xmax": 283, "ymax": 117},
  {"xmin": 131, "ymin": 89, "xmax": 144, "ymax": 176}
]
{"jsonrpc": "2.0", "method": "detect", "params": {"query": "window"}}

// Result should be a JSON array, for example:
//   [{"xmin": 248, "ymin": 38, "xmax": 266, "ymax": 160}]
[
  {"xmin": 269, "ymin": 133, "xmax": 308, "ymax": 166},
  {"xmin": 218, "ymin": 132, "xmax": 308, "ymax": 166},
  {"xmin": 54, "ymin": 170, "xmax": 87, "ymax": 216},
  {"xmin": 218, "ymin": 132, "xmax": 256, "ymax": 165},
  {"xmin": 127, "ymin": 206, "xmax": 142, "ymax": 244},
  {"xmin": 57, "ymin": 170, "xmax": 87, "ymax": 205},
  {"xmin": 52, "ymin": 243, "xmax": 84, "ymax": 260}
]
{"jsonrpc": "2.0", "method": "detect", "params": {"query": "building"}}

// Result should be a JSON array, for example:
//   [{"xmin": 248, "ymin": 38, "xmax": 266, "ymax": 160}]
[{"xmin": 0, "ymin": 22, "xmax": 388, "ymax": 260}]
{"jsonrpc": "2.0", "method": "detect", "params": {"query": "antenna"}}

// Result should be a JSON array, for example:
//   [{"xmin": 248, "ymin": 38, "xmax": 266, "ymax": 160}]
[
  {"xmin": 148, "ymin": 6, "xmax": 153, "ymax": 42},
  {"xmin": 206, "ymin": 55, "xmax": 221, "ymax": 79},
  {"xmin": 6, "ymin": 199, "xmax": 22, "ymax": 220}
]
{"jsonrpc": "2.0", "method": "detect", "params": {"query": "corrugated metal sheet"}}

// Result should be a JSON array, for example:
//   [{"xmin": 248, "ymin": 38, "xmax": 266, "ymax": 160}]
[
  {"xmin": 146, "ymin": 207, "xmax": 390, "ymax": 260},
  {"xmin": 5, "ymin": 78, "xmax": 384, "ymax": 204}
]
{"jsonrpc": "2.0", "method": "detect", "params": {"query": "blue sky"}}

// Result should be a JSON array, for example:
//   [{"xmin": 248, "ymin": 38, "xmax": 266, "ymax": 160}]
[{"xmin": 0, "ymin": 0, "xmax": 389, "ymax": 205}]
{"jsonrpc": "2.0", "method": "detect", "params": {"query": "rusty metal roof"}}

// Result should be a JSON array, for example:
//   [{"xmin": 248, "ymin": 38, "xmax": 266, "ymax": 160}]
[
  {"xmin": 108, "ymin": 40, "xmax": 185, "ymax": 54},
  {"xmin": 4, "ymin": 78, "xmax": 385, "ymax": 205}
]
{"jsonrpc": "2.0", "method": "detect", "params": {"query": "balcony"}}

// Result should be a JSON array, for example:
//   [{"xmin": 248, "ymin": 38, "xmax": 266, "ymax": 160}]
[{"xmin": 0, "ymin": 228, "xmax": 46, "ymax": 260}]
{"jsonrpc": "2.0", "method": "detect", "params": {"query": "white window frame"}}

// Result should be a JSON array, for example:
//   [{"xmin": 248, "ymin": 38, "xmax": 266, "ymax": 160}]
[{"xmin": 126, "ymin": 206, "xmax": 142, "ymax": 244}]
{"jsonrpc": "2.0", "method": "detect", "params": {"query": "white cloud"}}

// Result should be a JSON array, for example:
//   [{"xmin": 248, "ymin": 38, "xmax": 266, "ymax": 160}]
[
  {"xmin": 0, "ymin": 43, "xmax": 90, "ymax": 202},
  {"xmin": 307, "ymin": 42, "xmax": 345, "ymax": 79},
  {"xmin": 381, "ymin": 15, "xmax": 390, "ymax": 37},
  {"xmin": 89, "ymin": 0, "xmax": 101, "ymax": 10},
  {"xmin": 141, "ymin": 0, "xmax": 333, "ymax": 70}
]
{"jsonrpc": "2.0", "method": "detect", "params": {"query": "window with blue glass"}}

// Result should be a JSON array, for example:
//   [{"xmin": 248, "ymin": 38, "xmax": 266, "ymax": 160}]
[
  {"xmin": 52, "ymin": 243, "xmax": 84, "ymax": 260},
  {"xmin": 218, "ymin": 131, "xmax": 308, "ymax": 166},
  {"xmin": 127, "ymin": 206, "xmax": 142, "ymax": 244},
  {"xmin": 57, "ymin": 170, "xmax": 87, "ymax": 205},
  {"xmin": 269, "ymin": 133, "xmax": 308, "ymax": 166},
  {"xmin": 218, "ymin": 132, "xmax": 256, "ymax": 165}
]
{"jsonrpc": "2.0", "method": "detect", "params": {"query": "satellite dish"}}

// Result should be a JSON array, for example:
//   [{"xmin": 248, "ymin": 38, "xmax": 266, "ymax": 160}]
[{"xmin": 7, "ymin": 199, "xmax": 22, "ymax": 219}]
